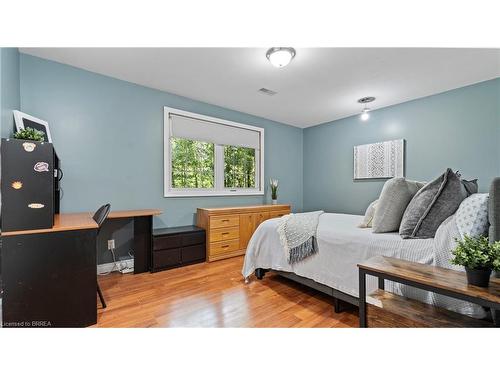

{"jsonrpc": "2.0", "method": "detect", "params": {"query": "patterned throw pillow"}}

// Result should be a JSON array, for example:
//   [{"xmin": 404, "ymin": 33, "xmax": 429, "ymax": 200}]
[{"xmin": 456, "ymin": 193, "xmax": 489, "ymax": 239}]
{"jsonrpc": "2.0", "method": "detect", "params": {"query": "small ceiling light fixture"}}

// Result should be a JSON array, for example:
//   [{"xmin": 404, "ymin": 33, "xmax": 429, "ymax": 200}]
[
  {"xmin": 266, "ymin": 47, "xmax": 296, "ymax": 68},
  {"xmin": 258, "ymin": 87, "xmax": 277, "ymax": 96},
  {"xmin": 358, "ymin": 96, "xmax": 376, "ymax": 121}
]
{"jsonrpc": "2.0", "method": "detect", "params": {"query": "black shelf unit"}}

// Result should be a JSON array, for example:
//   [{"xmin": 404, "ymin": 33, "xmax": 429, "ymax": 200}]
[{"xmin": 152, "ymin": 226, "xmax": 206, "ymax": 272}]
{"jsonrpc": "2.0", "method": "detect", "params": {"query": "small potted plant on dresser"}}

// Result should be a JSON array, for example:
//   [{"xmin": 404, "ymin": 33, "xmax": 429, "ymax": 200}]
[
  {"xmin": 451, "ymin": 235, "xmax": 500, "ymax": 287},
  {"xmin": 270, "ymin": 178, "xmax": 279, "ymax": 204}
]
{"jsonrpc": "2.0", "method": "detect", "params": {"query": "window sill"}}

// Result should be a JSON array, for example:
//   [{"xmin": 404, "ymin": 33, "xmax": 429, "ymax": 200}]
[{"xmin": 164, "ymin": 190, "xmax": 265, "ymax": 198}]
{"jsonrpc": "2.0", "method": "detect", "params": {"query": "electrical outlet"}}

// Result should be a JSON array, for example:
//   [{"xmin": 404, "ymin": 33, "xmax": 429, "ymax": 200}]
[{"xmin": 107, "ymin": 239, "xmax": 115, "ymax": 250}]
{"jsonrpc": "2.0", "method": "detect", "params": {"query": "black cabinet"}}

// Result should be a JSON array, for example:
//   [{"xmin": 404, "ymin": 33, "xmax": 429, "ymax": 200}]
[
  {"xmin": 152, "ymin": 226, "xmax": 206, "ymax": 272},
  {"xmin": 1, "ymin": 229, "xmax": 97, "ymax": 327},
  {"xmin": 1, "ymin": 138, "xmax": 60, "ymax": 232}
]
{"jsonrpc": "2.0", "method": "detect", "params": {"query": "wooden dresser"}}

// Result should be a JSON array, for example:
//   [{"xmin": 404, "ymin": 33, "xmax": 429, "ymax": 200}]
[{"xmin": 196, "ymin": 204, "xmax": 291, "ymax": 262}]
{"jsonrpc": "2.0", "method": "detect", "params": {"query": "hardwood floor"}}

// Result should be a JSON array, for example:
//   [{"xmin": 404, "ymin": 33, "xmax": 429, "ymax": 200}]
[{"xmin": 94, "ymin": 256, "xmax": 358, "ymax": 327}]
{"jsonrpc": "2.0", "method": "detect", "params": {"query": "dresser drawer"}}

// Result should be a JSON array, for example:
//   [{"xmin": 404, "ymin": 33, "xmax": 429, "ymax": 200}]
[
  {"xmin": 209, "ymin": 239, "xmax": 240, "ymax": 256},
  {"xmin": 181, "ymin": 244, "xmax": 206, "ymax": 263},
  {"xmin": 153, "ymin": 235, "xmax": 182, "ymax": 251},
  {"xmin": 209, "ymin": 226, "xmax": 239, "ymax": 242},
  {"xmin": 269, "ymin": 210, "xmax": 290, "ymax": 219},
  {"xmin": 181, "ymin": 231, "xmax": 205, "ymax": 247},
  {"xmin": 210, "ymin": 215, "xmax": 240, "ymax": 229},
  {"xmin": 153, "ymin": 248, "xmax": 181, "ymax": 269}
]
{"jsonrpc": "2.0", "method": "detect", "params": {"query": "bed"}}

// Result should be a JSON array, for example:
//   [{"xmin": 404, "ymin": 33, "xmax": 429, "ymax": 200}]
[{"xmin": 242, "ymin": 177, "xmax": 500, "ymax": 317}]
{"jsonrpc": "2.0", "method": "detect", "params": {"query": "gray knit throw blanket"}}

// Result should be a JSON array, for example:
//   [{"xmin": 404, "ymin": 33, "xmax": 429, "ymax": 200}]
[{"xmin": 277, "ymin": 211, "xmax": 324, "ymax": 264}]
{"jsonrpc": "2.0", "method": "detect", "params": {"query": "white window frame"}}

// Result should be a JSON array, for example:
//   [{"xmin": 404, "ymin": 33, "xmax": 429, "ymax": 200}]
[{"xmin": 164, "ymin": 107, "xmax": 264, "ymax": 197}]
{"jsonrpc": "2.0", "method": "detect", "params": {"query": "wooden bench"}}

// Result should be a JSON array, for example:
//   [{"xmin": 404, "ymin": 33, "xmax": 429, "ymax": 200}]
[{"xmin": 357, "ymin": 256, "xmax": 500, "ymax": 328}]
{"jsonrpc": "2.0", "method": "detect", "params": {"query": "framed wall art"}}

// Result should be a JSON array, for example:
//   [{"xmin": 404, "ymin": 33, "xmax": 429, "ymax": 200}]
[{"xmin": 353, "ymin": 139, "xmax": 405, "ymax": 180}]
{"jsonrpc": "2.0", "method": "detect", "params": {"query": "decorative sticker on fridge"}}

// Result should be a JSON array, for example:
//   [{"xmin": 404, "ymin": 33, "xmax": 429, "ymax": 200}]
[
  {"xmin": 11, "ymin": 181, "xmax": 23, "ymax": 190},
  {"xmin": 22, "ymin": 142, "xmax": 36, "ymax": 152},
  {"xmin": 34, "ymin": 162, "xmax": 50, "ymax": 172},
  {"xmin": 28, "ymin": 203, "xmax": 45, "ymax": 209}
]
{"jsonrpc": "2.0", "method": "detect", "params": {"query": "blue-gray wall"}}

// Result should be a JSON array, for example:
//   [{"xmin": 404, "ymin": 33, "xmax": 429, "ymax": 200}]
[
  {"xmin": 303, "ymin": 78, "xmax": 500, "ymax": 215},
  {"xmin": 0, "ymin": 48, "xmax": 20, "ymax": 138},
  {"xmin": 19, "ymin": 53, "xmax": 303, "ymax": 231},
  {"xmin": 12, "ymin": 52, "xmax": 500, "ymax": 263}
]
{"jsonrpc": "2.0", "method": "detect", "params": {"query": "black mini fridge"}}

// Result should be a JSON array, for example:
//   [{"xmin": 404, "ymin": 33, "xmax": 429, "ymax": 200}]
[{"xmin": 1, "ymin": 138, "xmax": 57, "ymax": 232}]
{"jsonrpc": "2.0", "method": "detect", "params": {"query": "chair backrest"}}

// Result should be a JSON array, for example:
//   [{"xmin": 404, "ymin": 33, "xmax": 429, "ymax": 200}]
[{"xmin": 93, "ymin": 204, "xmax": 111, "ymax": 229}]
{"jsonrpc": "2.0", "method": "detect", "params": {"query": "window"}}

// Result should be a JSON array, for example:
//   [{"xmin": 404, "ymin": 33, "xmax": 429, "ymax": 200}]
[
  {"xmin": 171, "ymin": 138, "xmax": 214, "ymax": 188},
  {"xmin": 224, "ymin": 145, "xmax": 256, "ymax": 188},
  {"xmin": 164, "ymin": 107, "xmax": 264, "ymax": 196}
]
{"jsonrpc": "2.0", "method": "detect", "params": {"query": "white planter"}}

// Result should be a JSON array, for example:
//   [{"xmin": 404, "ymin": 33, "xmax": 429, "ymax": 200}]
[{"xmin": 272, "ymin": 199, "xmax": 278, "ymax": 205}]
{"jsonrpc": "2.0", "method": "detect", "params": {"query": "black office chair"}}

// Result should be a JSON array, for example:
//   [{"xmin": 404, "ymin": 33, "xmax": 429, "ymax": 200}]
[{"xmin": 93, "ymin": 203, "xmax": 111, "ymax": 309}]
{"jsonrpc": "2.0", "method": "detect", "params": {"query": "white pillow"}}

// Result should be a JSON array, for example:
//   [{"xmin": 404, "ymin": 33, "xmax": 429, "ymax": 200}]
[
  {"xmin": 358, "ymin": 200, "xmax": 378, "ymax": 228},
  {"xmin": 456, "ymin": 193, "xmax": 489, "ymax": 239}
]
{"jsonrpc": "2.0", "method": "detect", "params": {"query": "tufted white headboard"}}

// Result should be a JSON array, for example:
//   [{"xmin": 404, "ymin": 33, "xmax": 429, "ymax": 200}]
[{"xmin": 489, "ymin": 177, "xmax": 500, "ymax": 243}]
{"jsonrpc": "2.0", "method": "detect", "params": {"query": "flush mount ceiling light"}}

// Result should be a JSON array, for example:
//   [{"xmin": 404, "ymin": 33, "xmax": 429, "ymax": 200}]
[
  {"xmin": 266, "ymin": 47, "xmax": 296, "ymax": 68},
  {"xmin": 358, "ymin": 96, "xmax": 376, "ymax": 121},
  {"xmin": 258, "ymin": 87, "xmax": 277, "ymax": 96}
]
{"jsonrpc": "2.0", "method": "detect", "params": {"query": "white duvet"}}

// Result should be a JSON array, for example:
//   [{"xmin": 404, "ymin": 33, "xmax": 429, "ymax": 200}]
[{"xmin": 242, "ymin": 212, "xmax": 485, "ymax": 317}]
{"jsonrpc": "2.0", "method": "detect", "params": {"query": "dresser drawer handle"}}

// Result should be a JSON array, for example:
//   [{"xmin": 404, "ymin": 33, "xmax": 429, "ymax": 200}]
[
  {"xmin": 222, "ymin": 232, "xmax": 229, "ymax": 235},
  {"xmin": 222, "ymin": 219, "xmax": 230, "ymax": 222},
  {"xmin": 221, "ymin": 245, "xmax": 230, "ymax": 248}
]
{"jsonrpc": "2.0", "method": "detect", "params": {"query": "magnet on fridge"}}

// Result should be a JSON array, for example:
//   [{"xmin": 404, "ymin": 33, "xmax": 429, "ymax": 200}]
[
  {"xmin": 22, "ymin": 142, "xmax": 36, "ymax": 152},
  {"xmin": 34, "ymin": 162, "xmax": 49, "ymax": 172},
  {"xmin": 28, "ymin": 203, "xmax": 45, "ymax": 209}
]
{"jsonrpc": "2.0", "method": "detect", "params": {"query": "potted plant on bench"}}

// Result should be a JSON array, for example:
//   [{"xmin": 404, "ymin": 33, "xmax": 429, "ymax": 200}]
[{"xmin": 451, "ymin": 235, "xmax": 500, "ymax": 287}]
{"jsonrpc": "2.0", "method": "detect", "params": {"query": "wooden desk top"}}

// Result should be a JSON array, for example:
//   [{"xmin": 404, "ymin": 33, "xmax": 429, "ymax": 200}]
[
  {"xmin": 1, "ymin": 209, "xmax": 162, "ymax": 237},
  {"xmin": 358, "ymin": 256, "xmax": 500, "ymax": 305},
  {"xmin": 108, "ymin": 209, "xmax": 162, "ymax": 219},
  {"xmin": 1, "ymin": 213, "xmax": 98, "ymax": 237}
]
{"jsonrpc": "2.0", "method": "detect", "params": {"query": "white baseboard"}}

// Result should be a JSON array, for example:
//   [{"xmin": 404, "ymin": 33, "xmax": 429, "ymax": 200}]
[{"xmin": 97, "ymin": 258, "xmax": 134, "ymax": 274}]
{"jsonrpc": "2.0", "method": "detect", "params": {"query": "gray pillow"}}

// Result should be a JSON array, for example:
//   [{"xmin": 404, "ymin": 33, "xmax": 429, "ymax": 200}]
[
  {"xmin": 399, "ymin": 169, "xmax": 475, "ymax": 239},
  {"xmin": 358, "ymin": 199, "xmax": 378, "ymax": 228},
  {"xmin": 462, "ymin": 178, "xmax": 478, "ymax": 195},
  {"xmin": 372, "ymin": 178, "xmax": 426, "ymax": 233}
]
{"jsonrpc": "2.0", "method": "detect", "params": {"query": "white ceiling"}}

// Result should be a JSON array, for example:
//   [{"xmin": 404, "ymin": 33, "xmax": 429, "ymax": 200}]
[{"xmin": 20, "ymin": 48, "xmax": 500, "ymax": 128}]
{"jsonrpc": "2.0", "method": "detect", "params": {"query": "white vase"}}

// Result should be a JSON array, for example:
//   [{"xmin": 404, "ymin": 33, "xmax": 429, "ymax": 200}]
[{"xmin": 272, "ymin": 199, "xmax": 277, "ymax": 205}]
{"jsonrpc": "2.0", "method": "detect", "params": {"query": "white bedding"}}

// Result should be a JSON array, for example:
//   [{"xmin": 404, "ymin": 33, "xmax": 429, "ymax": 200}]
[
  {"xmin": 242, "ymin": 212, "xmax": 485, "ymax": 317},
  {"xmin": 243, "ymin": 213, "xmax": 434, "ymax": 297}
]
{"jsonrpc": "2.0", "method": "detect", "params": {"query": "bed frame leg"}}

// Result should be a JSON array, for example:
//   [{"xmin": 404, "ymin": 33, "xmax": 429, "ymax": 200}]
[
  {"xmin": 334, "ymin": 298, "xmax": 341, "ymax": 313},
  {"xmin": 255, "ymin": 268, "xmax": 267, "ymax": 280},
  {"xmin": 333, "ymin": 298, "xmax": 355, "ymax": 314},
  {"xmin": 492, "ymin": 309, "xmax": 500, "ymax": 327}
]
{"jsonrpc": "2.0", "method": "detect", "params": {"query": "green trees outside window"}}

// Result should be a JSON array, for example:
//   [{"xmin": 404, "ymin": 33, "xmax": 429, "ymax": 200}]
[
  {"xmin": 171, "ymin": 138, "xmax": 214, "ymax": 188},
  {"xmin": 224, "ymin": 145, "xmax": 256, "ymax": 188},
  {"xmin": 171, "ymin": 138, "xmax": 256, "ymax": 190}
]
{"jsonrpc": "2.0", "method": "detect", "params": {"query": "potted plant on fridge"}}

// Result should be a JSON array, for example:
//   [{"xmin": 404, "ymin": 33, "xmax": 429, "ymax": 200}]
[
  {"xmin": 270, "ymin": 178, "xmax": 279, "ymax": 205},
  {"xmin": 451, "ymin": 235, "xmax": 500, "ymax": 287},
  {"xmin": 13, "ymin": 127, "xmax": 45, "ymax": 142}
]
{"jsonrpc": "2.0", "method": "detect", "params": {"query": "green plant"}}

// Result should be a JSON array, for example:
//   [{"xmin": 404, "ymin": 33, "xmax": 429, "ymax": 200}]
[
  {"xmin": 270, "ymin": 178, "xmax": 279, "ymax": 200},
  {"xmin": 451, "ymin": 235, "xmax": 500, "ymax": 271},
  {"xmin": 13, "ymin": 127, "xmax": 45, "ymax": 142}
]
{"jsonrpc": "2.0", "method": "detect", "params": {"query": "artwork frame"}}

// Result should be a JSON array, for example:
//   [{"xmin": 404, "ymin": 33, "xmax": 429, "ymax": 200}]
[
  {"xmin": 353, "ymin": 139, "xmax": 405, "ymax": 180},
  {"xmin": 13, "ymin": 110, "xmax": 52, "ymax": 143}
]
